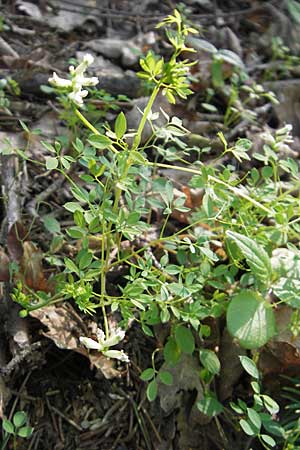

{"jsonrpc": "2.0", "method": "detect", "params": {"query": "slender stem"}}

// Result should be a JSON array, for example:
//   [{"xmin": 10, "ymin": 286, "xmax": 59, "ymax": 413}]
[
  {"xmin": 147, "ymin": 161, "xmax": 274, "ymax": 215},
  {"xmin": 131, "ymin": 85, "xmax": 160, "ymax": 152},
  {"xmin": 75, "ymin": 108, "xmax": 118, "ymax": 154}
]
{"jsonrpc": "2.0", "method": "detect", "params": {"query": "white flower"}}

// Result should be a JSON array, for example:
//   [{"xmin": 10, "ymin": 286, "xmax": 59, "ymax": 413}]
[
  {"xmin": 68, "ymin": 88, "xmax": 88, "ymax": 106},
  {"xmin": 49, "ymin": 72, "xmax": 72, "ymax": 89},
  {"xmin": 79, "ymin": 336, "xmax": 102, "ymax": 350},
  {"xmin": 79, "ymin": 327, "xmax": 129, "ymax": 363},
  {"xmin": 103, "ymin": 349, "xmax": 130, "ymax": 363},
  {"xmin": 48, "ymin": 54, "xmax": 99, "ymax": 107}
]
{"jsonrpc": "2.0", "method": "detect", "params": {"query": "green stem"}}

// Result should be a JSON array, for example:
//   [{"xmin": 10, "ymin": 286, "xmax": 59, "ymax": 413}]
[
  {"xmin": 75, "ymin": 108, "xmax": 118, "ymax": 154},
  {"xmin": 0, "ymin": 434, "xmax": 10, "ymax": 450},
  {"xmin": 131, "ymin": 85, "xmax": 161, "ymax": 152},
  {"xmin": 147, "ymin": 161, "xmax": 274, "ymax": 216}
]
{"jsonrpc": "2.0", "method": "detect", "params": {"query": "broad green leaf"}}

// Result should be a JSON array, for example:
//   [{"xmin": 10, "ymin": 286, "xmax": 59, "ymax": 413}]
[
  {"xmin": 226, "ymin": 231, "xmax": 272, "ymax": 285},
  {"xmin": 2, "ymin": 419, "xmax": 14, "ymax": 434},
  {"xmin": 261, "ymin": 434, "xmax": 276, "ymax": 447},
  {"xmin": 164, "ymin": 337, "xmax": 181, "ymax": 366},
  {"xmin": 199, "ymin": 349, "xmax": 220, "ymax": 375},
  {"xmin": 45, "ymin": 156, "xmax": 58, "ymax": 170},
  {"xmin": 239, "ymin": 419, "xmax": 257, "ymax": 436},
  {"xmin": 43, "ymin": 215, "xmax": 61, "ymax": 234},
  {"xmin": 78, "ymin": 251, "xmax": 93, "ymax": 270},
  {"xmin": 13, "ymin": 411, "xmax": 27, "ymax": 428},
  {"xmin": 88, "ymin": 134, "xmax": 112, "ymax": 150},
  {"xmin": 115, "ymin": 112, "xmax": 127, "ymax": 139},
  {"xmin": 197, "ymin": 395, "xmax": 224, "ymax": 417},
  {"xmin": 17, "ymin": 426, "xmax": 33, "ymax": 438},
  {"xmin": 158, "ymin": 371, "xmax": 173, "ymax": 385},
  {"xmin": 262, "ymin": 395, "xmax": 279, "ymax": 415},
  {"xmin": 239, "ymin": 356, "xmax": 259, "ymax": 379},
  {"xmin": 247, "ymin": 408, "xmax": 261, "ymax": 432},
  {"xmin": 147, "ymin": 379, "xmax": 158, "ymax": 401},
  {"xmin": 174, "ymin": 325, "xmax": 195, "ymax": 354},
  {"xmin": 227, "ymin": 290, "xmax": 276, "ymax": 349},
  {"xmin": 140, "ymin": 368, "xmax": 155, "ymax": 381}
]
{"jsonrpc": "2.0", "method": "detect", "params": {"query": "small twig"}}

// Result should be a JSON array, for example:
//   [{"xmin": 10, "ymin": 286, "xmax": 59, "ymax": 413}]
[
  {"xmin": 0, "ymin": 36, "xmax": 19, "ymax": 58},
  {"xmin": 49, "ymin": 405, "xmax": 83, "ymax": 432}
]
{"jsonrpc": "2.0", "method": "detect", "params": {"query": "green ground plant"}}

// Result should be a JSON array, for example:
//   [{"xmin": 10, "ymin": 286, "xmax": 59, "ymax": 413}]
[
  {"xmin": 4, "ymin": 9, "xmax": 300, "ymax": 449},
  {"xmin": 1, "ymin": 411, "xmax": 33, "ymax": 450}
]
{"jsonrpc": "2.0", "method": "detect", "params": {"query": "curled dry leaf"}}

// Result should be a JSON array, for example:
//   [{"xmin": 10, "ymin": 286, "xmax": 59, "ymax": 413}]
[{"xmin": 30, "ymin": 304, "xmax": 88, "ymax": 351}]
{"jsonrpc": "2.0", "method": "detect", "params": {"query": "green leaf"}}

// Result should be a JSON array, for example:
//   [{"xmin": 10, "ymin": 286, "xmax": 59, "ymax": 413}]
[
  {"xmin": 261, "ymin": 434, "xmax": 276, "ymax": 447},
  {"xmin": 199, "ymin": 349, "xmax": 220, "ymax": 375},
  {"xmin": 247, "ymin": 408, "xmax": 261, "ymax": 432},
  {"xmin": 45, "ymin": 156, "xmax": 58, "ymax": 170},
  {"xmin": 13, "ymin": 411, "xmax": 27, "ymax": 428},
  {"xmin": 188, "ymin": 37, "xmax": 217, "ymax": 54},
  {"xmin": 17, "ymin": 426, "xmax": 33, "ymax": 438},
  {"xmin": 158, "ymin": 371, "xmax": 173, "ymax": 385},
  {"xmin": 164, "ymin": 337, "xmax": 181, "ymax": 366},
  {"xmin": 262, "ymin": 395, "xmax": 279, "ymax": 415},
  {"xmin": 215, "ymin": 49, "xmax": 244, "ymax": 68},
  {"xmin": 2, "ymin": 419, "xmax": 14, "ymax": 434},
  {"xmin": 88, "ymin": 134, "xmax": 112, "ymax": 150},
  {"xmin": 43, "ymin": 215, "xmax": 61, "ymax": 234},
  {"xmin": 115, "ymin": 112, "xmax": 127, "ymax": 139},
  {"xmin": 226, "ymin": 231, "xmax": 272, "ymax": 285},
  {"xmin": 239, "ymin": 419, "xmax": 257, "ymax": 436},
  {"xmin": 174, "ymin": 325, "xmax": 195, "ymax": 354},
  {"xmin": 66, "ymin": 226, "xmax": 85, "ymax": 239},
  {"xmin": 227, "ymin": 291, "xmax": 276, "ymax": 349},
  {"xmin": 140, "ymin": 368, "xmax": 155, "ymax": 381},
  {"xmin": 78, "ymin": 250, "xmax": 93, "ymax": 270},
  {"xmin": 64, "ymin": 257, "xmax": 79, "ymax": 275},
  {"xmin": 197, "ymin": 395, "xmax": 224, "ymax": 417},
  {"xmin": 239, "ymin": 356, "xmax": 259, "ymax": 379},
  {"xmin": 288, "ymin": 0, "xmax": 300, "ymax": 23},
  {"xmin": 64, "ymin": 202, "xmax": 84, "ymax": 213},
  {"xmin": 147, "ymin": 379, "xmax": 158, "ymax": 401},
  {"xmin": 211, "ymin": 59, "xmax": 224, "ymax": 88}
]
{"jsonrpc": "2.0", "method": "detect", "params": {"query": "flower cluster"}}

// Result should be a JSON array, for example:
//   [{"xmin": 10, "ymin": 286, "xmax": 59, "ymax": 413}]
[
  {"xmin": 80, "ymin": 327, "xmax": 129, "ymax": 363},
  {"xmin": 49, "ymin": 54, "xmax": 98, "ymax": 107}
]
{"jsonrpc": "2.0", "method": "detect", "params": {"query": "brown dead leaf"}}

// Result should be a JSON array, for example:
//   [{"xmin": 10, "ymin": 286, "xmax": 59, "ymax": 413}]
[
  {"xmin": 88, "ymin": 353, "xmax": 124, "ymax": 379},
  {"xmin": 0, "ymin": 248, "xmax": 10, "ymax": 282},
  {"xmin": 30, "ymin": 304, "xmax": 125, "ymax": 379},
  {"xmin": 21, "ymin": 241, "xmax": 49, "ymax": 291},
  {"xmin": 7, "ymin": 221, "xmax": 27, "ymax": 261},
  {"xmin": 259, "ymin": 306, "xmax": 300, "ymax": 375},
  {"xmin": 30, "ymin": 304, "xmax": 88, "ymax": 351}
]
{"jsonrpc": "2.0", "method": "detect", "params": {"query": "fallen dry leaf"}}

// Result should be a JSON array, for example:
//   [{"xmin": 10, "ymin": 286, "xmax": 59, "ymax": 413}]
[
  {"xmin": 21, "ymin": 241, "xmax": 49, "ymax": 291},
  {"xmin": 0, "ymin": 248, "xmax": 10, "ymax": 282},
  {"xmin": 7, "ymin": 221, "xmax": 26, "ymax": 262}
]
